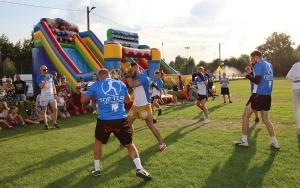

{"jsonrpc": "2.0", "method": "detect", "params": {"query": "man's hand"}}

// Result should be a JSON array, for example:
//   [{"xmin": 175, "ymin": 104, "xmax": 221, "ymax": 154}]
[
  {"xmin": 198, "ymin": 73, "xmax": 205, "ymax": 81},
  {"xmin": 124, "ymin": 73, "xmax": 132, "ymax": 78},
  {"xmin": 241, "ymin": 72, "xmax": 248, "ymax": 77}
]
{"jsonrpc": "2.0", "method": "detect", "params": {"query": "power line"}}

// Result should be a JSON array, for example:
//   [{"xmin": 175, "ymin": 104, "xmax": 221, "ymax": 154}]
[
  {"xmin": 0, "ymin": 0, "xmax": 84, "ymax": 12},
  {"xmin": 0, "ymin": 0, "xmax": 192, "ymax": 62}
]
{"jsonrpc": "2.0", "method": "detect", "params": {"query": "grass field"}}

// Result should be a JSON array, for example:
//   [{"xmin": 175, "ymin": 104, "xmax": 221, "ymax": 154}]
[{"xmin": 1, "ymin": 78, "xmax": 299, "ymax": 188}]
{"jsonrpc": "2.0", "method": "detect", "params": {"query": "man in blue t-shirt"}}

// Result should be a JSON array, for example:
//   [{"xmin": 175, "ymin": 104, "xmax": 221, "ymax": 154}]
[
  {"xmin": 151, "ymin": 71, "xmax": 166, "ymax": 122},
  {"xmin": 36, "ymin": 65, "xmax": 58, "ymax": 130},
  {"xmin": 234, "ymin": 50, "xmax": 280, "ymax": 149},
  {"xmin": 81, "ymin": 69, "xmax": 152, "ymax": 180},
  {"xmin": 125, "ymin": 62, "xmax": 167, "ymax": 152}
]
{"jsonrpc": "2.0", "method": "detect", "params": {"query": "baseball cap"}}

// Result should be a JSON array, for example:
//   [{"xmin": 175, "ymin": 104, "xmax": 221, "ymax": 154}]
[
  {"xmin": 80, "ymin": 76, "xmax": 84, "ymax": 79},
  {"xmin": 76, "ymin": 86, "xmax": 81, "ymax": 89}
]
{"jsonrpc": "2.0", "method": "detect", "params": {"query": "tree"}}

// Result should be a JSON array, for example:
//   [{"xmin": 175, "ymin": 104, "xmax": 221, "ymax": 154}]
[{"xmin": 257, "ymin": 32, "xmax": 295, "ymax": 76}]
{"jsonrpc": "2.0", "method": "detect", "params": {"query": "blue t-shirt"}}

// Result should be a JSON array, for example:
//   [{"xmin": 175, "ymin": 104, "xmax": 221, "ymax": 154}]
[
  {"xmin": 253, "ymin": 60, "xmax": 273, "ymax": 95},
  {"xmin": 151, "ymin": 78, "xmax": 164, "ymax": 96},
  {"xmin": 36, "ymin": 74, "xmax": 54, "ymax": 96},
  {"xmin": 195, "ymin": 75, "xmax": 208, "ymax": 95},
  {"xmin": 85, "ymin": 78, "xmax": 129, "ymax": 120},
  {"xmin": 132, "ymin": 74, "xmax": 151, "ymax": 106}
]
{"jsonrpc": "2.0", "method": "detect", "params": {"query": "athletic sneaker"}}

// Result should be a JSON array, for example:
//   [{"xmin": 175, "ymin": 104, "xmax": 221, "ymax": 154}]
[
  {"xmin": 153, "ymin": 118, "xmax": 157, "ymax": 124},
  {"xmin": 233, "ymin": 139, "xmax": 249, "ymax": 147},
  {"xmin": 254, "ymin": 118, "xmax": 259, "ymax": 123},
  {"xmin": 92, "ymin": 169, "xmax": 101, "ymax": 177},
  {"xmin": 136, "ymin": 168, "xmax": 152, "ymax": 181},
  {"xmin": 93, "ymin": 110, "xmax": 98, "ymax": 115},
  {"xmin": 22, "ymin": 123, "xmax": 28, "ymax": 127},
  {"xmin": 204, "ymin": 118, "xmax": 211, "ymax": 124},
  {"xmin": 158, "ymin": 109, "xmax": 162, "ymax": 116},
  {"xmin": 44, "ymin": 125, "xmax": 49, "ymax": 130},
  {"xmin": 229, "ymin": 101, "xmax": 233, "ymax": 103},
  {"xmin": 157, "ymin": 143, "xmax": 167, "ymax": 152},
  {"xmin": 269, "ymin": 141, "xmax": 280, "ymax": 149},
  {"xmin": 53, "ymin": 123, "xmax": 60, "ymax": 129}
]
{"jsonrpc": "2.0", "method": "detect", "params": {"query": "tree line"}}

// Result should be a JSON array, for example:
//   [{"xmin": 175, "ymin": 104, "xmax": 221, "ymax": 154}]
[
  {"xmin": 169, "ymin": 32, "xmax": 300, "ymax": 76},
  {"xmin": 0, "ymin": 32, "xmax": 299, "ymax": 79}
]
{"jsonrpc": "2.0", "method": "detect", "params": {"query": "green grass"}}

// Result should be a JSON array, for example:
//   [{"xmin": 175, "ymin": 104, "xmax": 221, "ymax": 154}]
[{"xmin": 1, "ymin": 78, "xmax": 300, "ymax": 188}]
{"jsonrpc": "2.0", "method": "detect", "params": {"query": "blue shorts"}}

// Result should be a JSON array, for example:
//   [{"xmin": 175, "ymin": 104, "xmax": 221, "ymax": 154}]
[{"xmin": 15, "ymin": 94, "xmax": 26, "ymax": 102}]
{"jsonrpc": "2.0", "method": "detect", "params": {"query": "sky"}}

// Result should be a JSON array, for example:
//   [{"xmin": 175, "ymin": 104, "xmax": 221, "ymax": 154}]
[{"xmin": 1, "ymin": 0, "xmax": 300, "ymax": 64}]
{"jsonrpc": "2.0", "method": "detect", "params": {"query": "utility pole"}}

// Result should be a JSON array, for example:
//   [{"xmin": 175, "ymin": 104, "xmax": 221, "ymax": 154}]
[
  {"xmin": 87, "ymin": 6, "xmax": 96, "ymax": 30},
  {"xmin": 185, "ymin": 46, "xmax": 190, "ymax": 74},
  {"xmin": 161, "ymin": 43, "xmax": 164, "ymax": 60}
]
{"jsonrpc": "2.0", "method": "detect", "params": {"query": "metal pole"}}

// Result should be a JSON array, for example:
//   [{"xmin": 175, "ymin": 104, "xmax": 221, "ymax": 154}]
[
  {"xmin": 185, "ymin": 47, "xmax": 190, "ymax": 74},
  {"xmin": 161, "ymin": 43, "xmax": 164, "ymax": 60},
  {"xmin": 87, "ymin": 6, "xmax": 96, "ymax": 30},
  {"xmin": 219, "ymin": 42, "xmax": 221, "ymax": 60},
  {"xmin": 87, "ymin": 6, "xmax": 90, "ymax": 30}
]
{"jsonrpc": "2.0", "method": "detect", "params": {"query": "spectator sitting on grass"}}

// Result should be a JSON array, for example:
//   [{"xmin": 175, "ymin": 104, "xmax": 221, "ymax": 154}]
[
  {"xmin": 56, "ymin": 91, "xmax": 70, "ymax": 119},
  {"xmin": 25, "ymin": 104, "xmax": 44, "ymax": 124},
  {"xmin": 7, "ymin": 106, "xmax": 28, "ymax": 126},
  {"xmin": 186, "ymin": 84, "xmax": 198, "ymax": 102},
  {"xmin": 0, "ymin": 101, "xmax": 14, "ymax": 129}
]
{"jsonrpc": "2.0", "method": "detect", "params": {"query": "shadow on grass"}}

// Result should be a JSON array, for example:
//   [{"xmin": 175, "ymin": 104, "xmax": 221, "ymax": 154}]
[
  {"xmin": 0, "ymin": 143, "xmax": 93, "ymax": 186},
  {"xmin": 202, "ymin": 123, "xmax": 279, "ymax": 188},
  {"xmin": 64, "ymin": 120, "xmax": 202, "ymax": 187}
]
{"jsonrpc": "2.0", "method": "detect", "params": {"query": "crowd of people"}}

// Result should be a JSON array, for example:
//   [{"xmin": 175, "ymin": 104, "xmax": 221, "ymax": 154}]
[{"xmin": 3, "ymin": 50, "xmax": 300, "ymax": 180}]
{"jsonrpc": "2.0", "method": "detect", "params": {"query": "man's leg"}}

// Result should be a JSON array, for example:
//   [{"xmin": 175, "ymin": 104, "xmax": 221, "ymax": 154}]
[
  {"xmin": 92, "ymin": 138, "xmax": 102, "ymax": 176},
  {"xmin": 260, "ymin": 111, "xmax": 275, "ymax": 136},
  {"xmin": 234, "ymin": 103, "xmax": 253, "ymax": 146},
  {"xmin": 261, "ymin": 110, "xmax": 279, "ymax": 148},
  {"xmin": 42, "ymin": 106, "xmax": 48, "ymax": 129},
  {"xmin": 242, "ymin": 103, "xmax": 254, "ymax": 135},
  {"xmin": 127, "ymin": 116, "xmax": 136, "ymax": 135},
  {"xmin": 50, "ymin": 100, "xmax": 58, "ymax": 127},
  {"xmin": 125, "ymin": 142, "xmax": 152, "ymax": 181},
  {"xmin": 145, "ymin": 116, "xmax": 164, "ymax": 145}
]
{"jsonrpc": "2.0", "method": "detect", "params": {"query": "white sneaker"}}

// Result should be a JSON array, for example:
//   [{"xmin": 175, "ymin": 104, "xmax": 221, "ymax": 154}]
[
  {"xmin": 233, "ymin": 139, "xmax": 249, "ymax": 147},
  {"xmin": 269, "ymin": 141, "xmax": 280, "ymax": 149},
  {"xmin": 204, "ymin": 118, "xmax": 211, "ymax": 124}
]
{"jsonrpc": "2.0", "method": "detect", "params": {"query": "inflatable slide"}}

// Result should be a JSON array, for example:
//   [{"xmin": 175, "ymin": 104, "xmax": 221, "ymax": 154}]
[{"xmin": 33, "ymin": 18, "xmax": 104, "ymax": 95}]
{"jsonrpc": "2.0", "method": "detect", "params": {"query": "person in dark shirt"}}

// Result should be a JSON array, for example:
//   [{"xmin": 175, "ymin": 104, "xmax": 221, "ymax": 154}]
[{"xmin": 13, "ymin": 74, "xmax": 28, "ymax": 111}]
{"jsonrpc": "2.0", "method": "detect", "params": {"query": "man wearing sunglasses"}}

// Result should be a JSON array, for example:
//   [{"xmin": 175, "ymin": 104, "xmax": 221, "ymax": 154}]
[{"xmin": 36, "ymin": 65, "xmax": 59, "ymax": 130}]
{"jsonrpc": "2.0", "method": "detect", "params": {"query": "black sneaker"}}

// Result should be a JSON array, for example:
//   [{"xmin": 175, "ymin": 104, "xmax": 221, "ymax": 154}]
[
  {"xmin": 136, "ymin": 169, "xmax": 152, "ymax": 181},
  {"xmin": 44, "ymin": 125, "xmax": 49, "ymax": 130},
  {"xmin": 254, "ymin": 117, "xmax": 259, "ymax": 123},
  {"xmin": 158, "ymin": 109, "xmax": 162, "ymax": 116},
  {"xmin": 53, "ymin": 123, "xmax": 60, "ymax": 129},
  {"xmin": 92, "ymin": 169, "xmax": 101, "ymax": 177},
  {"xmin": 153, "ymin": 118, "xmax": 157, "ymax": 124}
]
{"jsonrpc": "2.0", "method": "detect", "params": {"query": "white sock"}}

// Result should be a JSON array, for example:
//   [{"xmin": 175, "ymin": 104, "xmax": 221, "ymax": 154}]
[
  {"xmin": 153, "ymin": 116, "xmax": 156, "ymax": 119},
  {"xmin": 94, "ymin": 159, "xmax": 100, "ymax": 170},
  {"xmin": 133, "ymin": 158, "xmax": 143, "ymax": 170},
  {"xmin": 242, "ymin": 135, "xmax": 248, "ymax": 142},
  {"xmin": 271, "ymin": 136, "xmax": 277, "ymax": 143}
]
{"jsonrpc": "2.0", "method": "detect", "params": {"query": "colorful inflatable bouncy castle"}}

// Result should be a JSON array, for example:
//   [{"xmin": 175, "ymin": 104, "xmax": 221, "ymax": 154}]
[{"xmin": 40, "ymin": 18, "xmax": 79, "ymax": 44}]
